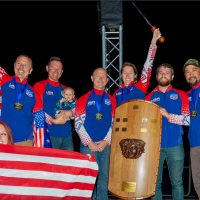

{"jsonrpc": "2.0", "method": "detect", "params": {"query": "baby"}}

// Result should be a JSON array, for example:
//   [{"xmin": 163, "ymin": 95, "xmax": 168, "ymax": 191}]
[{"xmin": 54, "ymin": 87, "xmax": 76, "ymax": 118}]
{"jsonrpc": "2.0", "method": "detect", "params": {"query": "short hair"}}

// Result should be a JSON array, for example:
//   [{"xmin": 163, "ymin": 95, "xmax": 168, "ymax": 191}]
[
  {"xmin": 63, "ymin": 87, "xmax": 75, "ymax": 94},
  {"xmin": 183, "ymin": 59, "xmax": 200, "ymax": 72},
  {"xmin": 15, "ymin": 54, "xmax": 33, "ymax": 68},
  {"xmin": 156, "ymin": 63, "xmax": 174, "ymax": 76},
  {"xmin": 48, "ymin": 56, "xmax": 63, "ymax": 65},
  {"xmin": 122, "ymin": 62, "xmax": 138, "ymax": 82},
  {"xmin": 92, "ymin": 67, "xmax": 107, "ymax": 76},
  {"xmin": 0, "ymin": 120, "xmax": 14, "ymax": 145}
]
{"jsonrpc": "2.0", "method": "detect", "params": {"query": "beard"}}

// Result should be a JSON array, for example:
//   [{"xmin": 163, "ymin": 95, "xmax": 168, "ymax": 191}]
[
  {"xmin": 157, "ymin": 78, "xmax": 171, "ymax": 87},
  {"xmin": 188, "ymin": 77, "xmax": 200, "ymax": 87}
]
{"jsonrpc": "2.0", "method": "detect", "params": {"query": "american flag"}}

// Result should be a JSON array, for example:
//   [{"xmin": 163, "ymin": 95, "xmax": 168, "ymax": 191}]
[
  {"xmin": 33, "ymin": 110, "xmax": 52, "ymax": 148},
  {"xmin": 0, "ymin": 144, "xmax": 98, "ymax": 200}
]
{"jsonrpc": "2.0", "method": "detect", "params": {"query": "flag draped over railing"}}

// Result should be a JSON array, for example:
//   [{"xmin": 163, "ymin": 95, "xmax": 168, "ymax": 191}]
[{"xmin": 0, "ymin": 144, "xmax": 98, "ymax": 200}]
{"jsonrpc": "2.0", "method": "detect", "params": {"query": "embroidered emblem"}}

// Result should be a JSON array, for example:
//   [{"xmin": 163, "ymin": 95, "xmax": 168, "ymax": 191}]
[
  {"xmin": 170, "ymin": 94, "xmax": 178, "ymax": 100},
  {"xmin": 46, "ymin": 91, "xmax": 54, "ymax": 95}
]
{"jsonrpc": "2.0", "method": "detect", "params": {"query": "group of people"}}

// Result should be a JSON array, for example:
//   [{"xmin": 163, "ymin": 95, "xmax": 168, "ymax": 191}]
[
  {"xmin": 0, "ymin": 56, "xmax": 76, "ymax": 149},
  {"xmin": 0, "ymin": 27, "xmax": 200, "ymax": 200}
]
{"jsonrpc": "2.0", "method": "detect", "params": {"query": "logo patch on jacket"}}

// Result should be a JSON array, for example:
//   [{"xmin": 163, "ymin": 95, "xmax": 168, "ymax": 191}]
[
  {"xmin": 104, "ymin": 99, "xmax": 111, "ymax": 106},
  {"xmin": 87, "ymin": 101, "xmax": 95, "ymax": 106},
  {"xmin": 105, "ymin": 99, "xmax": 111, "ymax": 105},
  {"xmin": 9, "ymin": 83, "xmax": 15, "ymax": 89},
  {"xmin": 170, "ymin": 94, "xmax": 178, "ymax": 100},
  {"xmin": 116, "ymin": 91, "xmax": 122, "ymax": 96},
  {"xmin": 46, "ymin": 91, "xmax": 54, "ymax": 95},
  {"xmin": 26, "ymin": 89, "xmax": 34, "ymax": 97},
  {"xmin": 151, "ymin": 97, "xmax": 160, "ymax": 103}
]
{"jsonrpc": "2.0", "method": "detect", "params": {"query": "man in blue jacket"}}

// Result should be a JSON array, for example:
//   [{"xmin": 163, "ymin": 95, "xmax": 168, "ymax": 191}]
[
  {"xmin": 33, "ymin": 56, "xmax": 74, "ymax": 150},
  {"xmin": 146, "ymin": 63, "xmax": 190, "ymax": 200},
  {"xmin": 183, "ymin": 58, "xmax": 200, "ymax": 200},
  {"xmin": 0, "ymin": 54, "xmax": 44, "ymax": 146},
  {"xmin": 75, "ymin": 67, "xmax": 116, "ymax": 200}
]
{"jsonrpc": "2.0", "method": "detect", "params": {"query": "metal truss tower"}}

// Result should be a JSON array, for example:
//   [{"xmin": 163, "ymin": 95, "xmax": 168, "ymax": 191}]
[
  {"xmin": 101, "ymin": 25, "xmax": 123, "ymax": 94},
  {"xmin": 99, "ymin": 0, "xmax": 123, "ymax": 94}
]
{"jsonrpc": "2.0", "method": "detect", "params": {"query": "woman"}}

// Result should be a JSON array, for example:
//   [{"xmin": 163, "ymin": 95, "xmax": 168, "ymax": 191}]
[
  {"xmin": 114, "ymin": 28, "xmax": 161, "ymax": 105},
  {"xmin": 0, "ymin": 120, "xmax": 14, "ymax": 145}
]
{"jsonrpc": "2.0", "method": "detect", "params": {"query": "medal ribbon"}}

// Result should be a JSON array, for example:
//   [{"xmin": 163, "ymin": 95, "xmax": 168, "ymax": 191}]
[
  {"xmin": 13, "ymin": 78, "xmax": 27, "ymax": 103},
  {"xmin": 92, "ymin": 90, "xmax": 105, "ymax": 114},
  {"xmin": 192, "ymin": 89, "xmax": 199, "ymax": 111}
]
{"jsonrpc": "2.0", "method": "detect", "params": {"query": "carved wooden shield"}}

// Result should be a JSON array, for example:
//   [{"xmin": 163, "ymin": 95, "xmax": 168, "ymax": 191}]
[{"xmin": 108, "ymin": 100, "xmax": 162, "ymax": 199}]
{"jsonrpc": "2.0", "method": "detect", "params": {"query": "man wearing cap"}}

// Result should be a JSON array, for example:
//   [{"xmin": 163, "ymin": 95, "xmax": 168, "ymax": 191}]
[{"xmin": 183, "ymin": 58, "xmax": 200, "ymax": 199}]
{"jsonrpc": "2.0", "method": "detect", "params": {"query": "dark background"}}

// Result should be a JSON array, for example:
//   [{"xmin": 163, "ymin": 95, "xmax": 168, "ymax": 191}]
[
  {"xmin": 1, "ymin": 1, "xmax": 200, "ymax": 97},
  {"xmin": 0, "ymin": 1, "xmax": 199, "ymax": 198}
]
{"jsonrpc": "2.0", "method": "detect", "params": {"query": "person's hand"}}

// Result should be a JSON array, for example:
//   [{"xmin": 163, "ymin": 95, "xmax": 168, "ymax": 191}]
[
  {"xmin": 88, "ymin": 141, "xmax": 98, "ymax": 152},
  {"xmin": 160, "ymin": 108, "xmax": 170, "ymax": 120},
  {"xmin": 151, "ymin": 28, "xmax": 162, "ymax": 45},
  {"xmin": 51, "ymin": 114, "xmax": 67, "ymax": 124},
  {"xmin": 52, "ymin": 110, "xmax": 72, "ymax": 124},
  {"xmin": 63, "ymin": 110, "xmax": 73, "ymax": 119},
  {"xmin": 60, "ymin": 98, "xmax": 66, "ymax": 103},
  {"xmin": 56, "ymin": 110, "xmax": 72, "ymax": 120},
  {"xmin": 96, "ymin": 140, "xmax": 108, "ymax": 152}
]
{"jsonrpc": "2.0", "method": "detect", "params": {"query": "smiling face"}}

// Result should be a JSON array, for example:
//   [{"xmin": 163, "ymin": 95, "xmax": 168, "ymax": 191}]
[
  {"xmin": 184, "ymin": 65, "xmax": 200, "ymax": 87},
  {"xmin": 46, "ymin": 60, "xmax": 63, "ymax": 82},
  {"xmin": 14, "ymin": 55, "xmax": 33, "ymax": 82},
  {"xmin": 122, "ymin": 65, "xmax": 136, "ymax": 87},
  {"xmin": 91, "ymin": 68, "xmax": 108, "ymax": 90},
  {"xmin": 62, "ymin": 88, "xmax": 75, "ymax": 102},
  {"xmin": 156, "ymin": 66, "xmax": 174, "ymax": 87}
]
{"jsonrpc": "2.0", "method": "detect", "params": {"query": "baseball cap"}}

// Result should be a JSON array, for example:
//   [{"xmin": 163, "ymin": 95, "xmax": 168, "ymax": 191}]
[{"xmin": 183, "ymin": 59, "xmax": 200, "ymax": 72}]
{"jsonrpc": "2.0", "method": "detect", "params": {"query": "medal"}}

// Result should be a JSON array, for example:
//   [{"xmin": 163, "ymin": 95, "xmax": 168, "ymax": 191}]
[
  {"xmin": 96, "ymin": 112, "xmax": 103, "ymax": 120},
  {"xmin": 14, "ymin": 102, "xmax": 23, "ymax": 110},
  {"xmin": 13, "ymin": 78, "xmax": 27, "ymax": 111},
  {"xmin": 92, "ymin": 90, "xmax": 105, "ymax": 121},
  {"xmin": 191, "ymin": 110, "xmax": 198, "ymax": 117},
  {"xmin": 191, "ymin": 89, "xmax": 199, "ymax": 118}
]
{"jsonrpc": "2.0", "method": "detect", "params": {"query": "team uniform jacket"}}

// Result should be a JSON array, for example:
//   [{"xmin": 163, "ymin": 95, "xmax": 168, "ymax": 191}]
[
  {"xmin": 187, "ymin": 82, "xmax": 200, "ymax": 147},
  {"xmin": 0, "ymin": 67, "xmax": 42, "ymax": 143},
  {"xmin": 145, "ymin": 85, "xmax": 190, "ymax": 148},
  {"xmin": 33, "ymin": 79, "xmax": 72, "ymax": 137},
  {"xmin": 74, "ymin": 88, "xmax": 116, "ymax": 146},
  {"xmin": 114, "ymin": 44, "xmax": 157, "ymax": 105}
]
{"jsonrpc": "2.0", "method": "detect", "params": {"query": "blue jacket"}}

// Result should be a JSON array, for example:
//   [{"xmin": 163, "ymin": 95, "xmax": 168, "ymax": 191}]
[
  {"xmin": 114, "ymin": 44, "xmax": 157, "ymax": 105},
  {"xmin": 146, "ymin": 85, "xmax": 190, "ymax": 148},
  {"xmin": 1, "ymin": 77, "xmax": 36, "ymax": 142},
  {"xmin": 187, "ymin": 82, "xmax": 200, "ymax": 147},
  {"xmin": 33, "ymin": 79, "xmax": 72, "ymax": 137}
]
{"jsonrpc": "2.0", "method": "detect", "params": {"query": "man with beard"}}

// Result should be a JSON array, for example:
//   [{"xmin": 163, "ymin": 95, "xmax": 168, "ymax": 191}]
[
  {"xmin": 145, "ymin": 63, "xmax": 190, "ymax": 200},
  {"xmin": 183, "ymin": 59, "xmax": 200, "ymax": 199}
]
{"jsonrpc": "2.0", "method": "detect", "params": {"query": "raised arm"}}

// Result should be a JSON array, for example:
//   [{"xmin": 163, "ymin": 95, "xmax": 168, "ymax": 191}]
[{"xmin": 137, "ymin": 28, "xmax": 162, "ymax": 92}]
